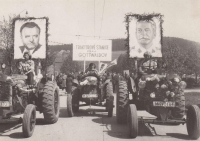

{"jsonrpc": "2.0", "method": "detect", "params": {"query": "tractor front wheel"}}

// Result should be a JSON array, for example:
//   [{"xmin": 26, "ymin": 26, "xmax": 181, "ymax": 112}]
[
  {"xmin": 22, "ymin": 104, "xmax": 36, "ymax": 138},
  {"xmin": 127, "ymin": 104, "xmax": 138, "ymax": 138},
  {"xmin": 186, "ymin": 105, "xmax": 200, "ymax": 140}
]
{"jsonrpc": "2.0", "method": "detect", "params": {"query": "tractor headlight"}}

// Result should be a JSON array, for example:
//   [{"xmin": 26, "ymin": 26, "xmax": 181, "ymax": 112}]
[
  {"xmin": 170, "ymin": 92, "xmax": 175, "ymax": 97},
  {"xmin": 138, "ymin": 81, "xmax": 146, "ymax": 89},
  {"xmin": 179, "ymin": 81, "xmax": 187, "ymax": 89},
  {"xmin": 166, "ymin": 91, "xmax": 170, "ymax": 96},
  {"xmin": 150, "ymin": 92, "xmax": 156, "ymax": 98}
]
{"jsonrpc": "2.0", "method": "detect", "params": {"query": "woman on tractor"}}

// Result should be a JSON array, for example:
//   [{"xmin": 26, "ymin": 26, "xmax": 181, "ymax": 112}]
[{"xmin": 18, "ymin": 52, "xmax": 35, "ymax": 87}]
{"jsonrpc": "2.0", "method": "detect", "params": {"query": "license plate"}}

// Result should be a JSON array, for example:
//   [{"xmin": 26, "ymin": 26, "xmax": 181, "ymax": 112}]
[
  {"xmin": 153, "ymin": 101, "xmax": 175, "ymax": 107},
  {"xmin": 82, "ymin": 94, "xmax": 98, "ymax": 98},
  {"xmin": 0, "ymin": 101, "xmax": 10, "ymax": 107}
]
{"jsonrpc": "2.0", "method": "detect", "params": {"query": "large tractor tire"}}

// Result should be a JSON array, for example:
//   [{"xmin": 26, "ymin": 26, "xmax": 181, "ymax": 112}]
[
  {"xmin": 116, "ymin": 80, "xmax": 129, "ymax": 124},
  {"xmin": 171, "ymin": 89, "xmax": 185, "ymax": 119},
  {"xmin": 42, "ymin": 81, "xmax": 60, "ymax": 124},
  {"xmin": 105, "ymin": 82, "xmax": 114, "ymax": 117},
  {"xmin": 67, "ymin": 94, "xmax": 73, "ymax": 117},
  {"xmin": 186, "ymin": 105, "xmax": 200, "ymax": 140},
  {"xmin": 72, "ymin": 86, "xmax": 79, "ymax": 113},
  {"xmin": 22, "ymin": 104, "xmax": 36, "ymax": 138},
  {"xmin": 127, "ymin": 104, "xmax": 138, "ymax": 138}
]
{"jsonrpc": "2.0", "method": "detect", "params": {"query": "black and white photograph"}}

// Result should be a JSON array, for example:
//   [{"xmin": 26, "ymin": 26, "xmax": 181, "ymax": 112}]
[
  {"xmin": 129, "ymin": 14, "xmax": 162, "ymax": 58},
  {"xmin": 14, "ymin": 18, "xmax": 47, "ymax": 59},
  {"xmin": 0, "ymin": 0, "xmax": 200, "ymax": 141}
]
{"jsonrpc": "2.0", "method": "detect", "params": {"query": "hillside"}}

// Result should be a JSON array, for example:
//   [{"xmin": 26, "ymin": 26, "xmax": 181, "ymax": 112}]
[{"xmin": 49, "ymin": 37, "xmax": 200, "ymax": 54}]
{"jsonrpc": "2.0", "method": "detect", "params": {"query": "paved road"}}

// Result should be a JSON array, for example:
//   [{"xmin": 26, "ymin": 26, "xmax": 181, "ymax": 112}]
[{"xmin": 0, "ymin": 93, "xmax": 199, "ymax": 141}]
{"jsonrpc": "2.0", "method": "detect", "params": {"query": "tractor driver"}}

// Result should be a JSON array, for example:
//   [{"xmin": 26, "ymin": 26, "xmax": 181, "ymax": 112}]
[
  {"xmin": 85, "ymin": 63, "xmax": 99, "ymax": 77},
  {"xmin": 18, "ymin": 52, "xmax": 35, "ymax": 87},
  {"xmin": 138, "ymin": 52, "xmax": 158, "ymax": 77}
]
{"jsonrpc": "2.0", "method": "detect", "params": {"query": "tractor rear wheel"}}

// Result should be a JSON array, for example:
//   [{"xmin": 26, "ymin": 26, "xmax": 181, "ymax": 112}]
[
  {"xmin": 67, "ymin": 94, "xmax": 73, "ymax": 117},
  {"xmin": 116, "ymin": 80, "xmax": 129, "ymax": 124},
  {"xmin": 72, "ymin": 86, "xmax": 79, "ymax": 113},
  {"xmin": 42, "ymin": 81, "xmax": 60, "ymax": 124},
  {"xmin": 105, "ymin": 82, "xmax": 114, "ymax": 117}
]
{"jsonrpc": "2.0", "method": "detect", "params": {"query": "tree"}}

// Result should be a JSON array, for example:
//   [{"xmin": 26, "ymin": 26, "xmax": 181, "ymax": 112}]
[
  {"xmin": 115, "ymin": 53, "xmax": 129, "ymax": 74},
  {"xmin": 0, "ymin": 15, "xmax": 16, "ymax": 74},
  {"xmin": 186, "ymin": 47, "xmax": 200, "ymax": 83},
  {"xmin": 60, "ymin": 53, "xmax": 83, "ymax": 74},
  {"xmin": 162, "ymin": 41, "xmax": 189, "ymax": 77},
  {"xmin": 41, "ymin": 51, "xmax": 57, "ymax": 73}
]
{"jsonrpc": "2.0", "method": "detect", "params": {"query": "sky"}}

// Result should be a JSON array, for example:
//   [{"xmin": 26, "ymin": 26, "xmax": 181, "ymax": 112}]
[{"xmin": 0, "ymin": 0, "xmax": 200, "ymax": 45}]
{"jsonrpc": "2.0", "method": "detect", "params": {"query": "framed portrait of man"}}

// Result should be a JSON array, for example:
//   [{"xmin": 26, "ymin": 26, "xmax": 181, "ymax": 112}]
[
  {"xmin": 13, "ymin": 18, "xmax": 47, "ymax": 59},
  {"xmin": 128, "ymin": 14, "xmax": 163, "ymax": 58}
]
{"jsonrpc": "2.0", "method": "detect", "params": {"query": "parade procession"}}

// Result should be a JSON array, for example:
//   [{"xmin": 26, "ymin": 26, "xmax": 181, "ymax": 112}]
[{"xmin": 0, "ymin": 0, "xmax": 200, "ymax": 141}]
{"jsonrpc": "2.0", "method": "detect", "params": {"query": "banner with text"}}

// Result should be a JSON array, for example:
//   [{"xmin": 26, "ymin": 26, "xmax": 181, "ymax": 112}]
[{"xmin": 73, "ymin": 40, "xmax": 112, "ymax": 61}]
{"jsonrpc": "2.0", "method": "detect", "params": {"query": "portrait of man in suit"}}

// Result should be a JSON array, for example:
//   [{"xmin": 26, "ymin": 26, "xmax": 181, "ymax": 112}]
[
  {"xmin": 129, "ymin": 15, "xmax": 162, "ymax": 58},
  {"xmin": 14, "ymin": 18, "xmax": 47, "ymax": 59},
  {"xmin": 19, "ymin": 22, "xmax": 41, "ymax": 56}
]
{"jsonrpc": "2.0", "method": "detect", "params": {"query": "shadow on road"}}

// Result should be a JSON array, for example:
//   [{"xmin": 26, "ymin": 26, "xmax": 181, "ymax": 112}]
[
  {"xmin": 59, "ymin": 107, "xmax": 109, "ymax": 118},
  {"xmin": 92, "ymin": 116, "xmax": 154, "ymax": 139},
  {"xmin": 0, "ymin": 132, "xmax": 24, "ymax": 139},
  {"xmin": 166, "ymin": 133, "xmax": 191, "ymax": 140},
  {"xmin": 0, "ymin": 122, "xmax": 23, "ymax": 139},
  {"xmin": 9, "ymin": 132, "xmax": 24, "ymax": 139},
  {"xmin": 0, "ymin": 123, "xmax": 21, "ymax": 134},
  {"xmin": 0, "ymin": 118, "xmax": 53, "ymax": 139}
]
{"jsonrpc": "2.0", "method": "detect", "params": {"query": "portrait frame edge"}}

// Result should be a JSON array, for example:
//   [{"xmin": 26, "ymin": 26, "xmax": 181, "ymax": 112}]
[
  {"xmin": 124, "ymin": 13, "xmax": 164, "ymax": 59},
  {"xmin": 124, "ymin": 13, "xmax": 164, "ymax": 71},
  {"xmin": 12, "ymin": 17, "xmax": 49, "ymax": 60}
]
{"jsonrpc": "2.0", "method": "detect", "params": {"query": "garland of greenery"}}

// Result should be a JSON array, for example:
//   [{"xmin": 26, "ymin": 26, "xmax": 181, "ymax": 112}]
[{"xmin": 124, "ymin": 13, "xmax": 164, "ymax": 72}]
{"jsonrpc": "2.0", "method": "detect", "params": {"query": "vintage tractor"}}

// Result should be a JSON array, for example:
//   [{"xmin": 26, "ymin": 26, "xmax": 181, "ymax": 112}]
[
  {"xmin": 116, "ymin": 13, "xmax": 200, "ymax": 140},
  {"xmin": 0, "ymin": 71, "xmax": 59, "ymax": 138},
  {"xmin": 117, "ymin": 72, "xmax": 200, "ymax": 139},
  {"xmin": 66, "ymin": 71, "xmax": 114, "ymax": 117},
  {"xmin": 0, "ymin": 71, "xmax": 59, "ymax": 137}
]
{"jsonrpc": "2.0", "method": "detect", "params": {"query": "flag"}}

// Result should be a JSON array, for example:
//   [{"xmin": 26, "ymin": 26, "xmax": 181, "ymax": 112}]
[
  {"xmin": 110, "ymin": 59, "xmax": 117, "ymax": 65},
  {"xmin": 99, "ymin": 62, "xmax": 108, "ymax": 74},
  {"xmin": 99, "ymin": 59, "xmax": 117, "ymax": 75}
]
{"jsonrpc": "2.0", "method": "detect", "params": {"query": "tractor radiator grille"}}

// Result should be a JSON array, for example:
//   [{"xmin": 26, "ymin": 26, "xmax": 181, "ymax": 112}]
[{"xmin": 0, "ymin": 81, "xmax": 12, "ymax": 101}]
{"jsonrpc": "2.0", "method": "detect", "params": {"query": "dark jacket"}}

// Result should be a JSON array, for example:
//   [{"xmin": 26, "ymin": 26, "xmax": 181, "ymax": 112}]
[{"xmin": 19, "ymin": 44, "xmax": 42, "ymax": 55}]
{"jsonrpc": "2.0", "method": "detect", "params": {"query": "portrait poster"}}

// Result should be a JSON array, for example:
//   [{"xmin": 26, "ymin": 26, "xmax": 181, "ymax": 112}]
[
  {"xmin": 128, "ymin": 14, "xmax": 163, "ymax": 58},
  {"xmin": 14, "ymin": 18, "xmax": 47, "ymax": 59}
]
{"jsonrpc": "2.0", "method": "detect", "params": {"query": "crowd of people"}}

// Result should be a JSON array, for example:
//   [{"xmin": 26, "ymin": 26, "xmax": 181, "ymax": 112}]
[{"xmin": 54, "ymin": 63, "xmax": 125, "ymax": 94}]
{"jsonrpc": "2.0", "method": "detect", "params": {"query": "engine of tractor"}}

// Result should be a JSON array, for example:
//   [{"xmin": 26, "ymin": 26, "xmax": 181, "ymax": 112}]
[
  {"xmin": 137, "ymin": 73, "xmax": 187, "ymax": 120},
  {"xmin": 138, "ymin": 74, "xmax": 186, "ymax": 100}
]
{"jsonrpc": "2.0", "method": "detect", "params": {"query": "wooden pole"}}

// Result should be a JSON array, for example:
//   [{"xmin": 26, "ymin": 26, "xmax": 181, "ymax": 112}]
[{"xmin": 84, "ymin": 57, "xmax": 86, "ymax": 72}]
